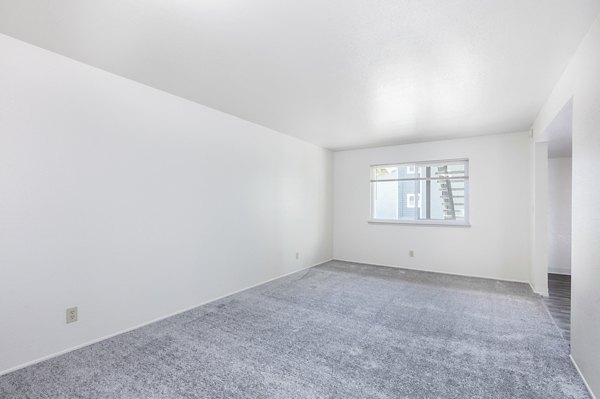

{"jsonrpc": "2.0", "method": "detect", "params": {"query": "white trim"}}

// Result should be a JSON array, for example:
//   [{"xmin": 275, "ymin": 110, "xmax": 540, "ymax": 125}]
[
  {"xmin": 548, "ymin": 268, "xmax": 571, "ymax": 276},
  {"xmin": 370, "ymin": 176, "xmax": 467, "ymax": 182},
  {"xmin": 368, "ymin": 219, "xmax": 470, "ymax": 227},
  {"xmin": 0, "ymin": 259, "xmax": 332, "ymax": 377},
  {"xmin": 333, "ymin": 259, "xmax": 529, "ymax": 285},
  {"xmin": 570, "ymin": 355, "xmax": 598, "ymax": 399},
  {"xmin": 370, "ymin": 159, "xmax": 469, "ymax": 225},
  {"xmin": 370, "ymin": 158, "xmax": 469, "ymax": 168},
  {"xmin": 463, "ymin": 170, "xmax": 470, "ymax": 224},
  {"xmin": 529, "ymin": 282, "xmax": 549, "ymax": 297}
]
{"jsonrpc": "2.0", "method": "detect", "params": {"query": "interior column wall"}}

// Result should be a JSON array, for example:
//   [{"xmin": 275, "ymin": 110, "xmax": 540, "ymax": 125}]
[
  {"xmin": 547, "ymin": 157, "xmax": 572, "ymax": 275},
  {"xmin": 530, "ymin": 141, "xmax": 549, "ymax": 296},
  {"xmin": 531, "ymin": 14, "xmax": 600, "ymax": 397}
]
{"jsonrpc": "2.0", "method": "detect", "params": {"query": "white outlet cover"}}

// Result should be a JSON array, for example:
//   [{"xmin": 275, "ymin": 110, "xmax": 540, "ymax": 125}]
[{"xmin": 66, "ymin": 307, "xmax": 78, "ymax": 324}]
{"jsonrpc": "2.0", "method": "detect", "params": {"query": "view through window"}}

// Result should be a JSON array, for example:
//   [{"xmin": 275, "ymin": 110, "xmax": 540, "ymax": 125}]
[{"xmin": 370, "ymin": 160, "xmax": 469, "ymax": 225}]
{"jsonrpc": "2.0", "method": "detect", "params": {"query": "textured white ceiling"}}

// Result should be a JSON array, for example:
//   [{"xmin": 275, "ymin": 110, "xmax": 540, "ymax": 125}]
[{"xmin": 1, "ymin": 0, "xmax": 598, "ymax": 150}]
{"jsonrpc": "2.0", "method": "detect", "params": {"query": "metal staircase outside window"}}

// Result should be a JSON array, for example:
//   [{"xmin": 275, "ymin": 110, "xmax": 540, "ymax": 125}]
[{"xmin": 436, "ymin": 166, "xmax": 465, "ymax": 220}]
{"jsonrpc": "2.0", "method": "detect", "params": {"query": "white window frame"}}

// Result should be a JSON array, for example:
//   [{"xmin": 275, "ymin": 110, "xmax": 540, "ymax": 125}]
[{"xmin": 369, "ymin": 159, "xmax": 470, "ymax": 226}]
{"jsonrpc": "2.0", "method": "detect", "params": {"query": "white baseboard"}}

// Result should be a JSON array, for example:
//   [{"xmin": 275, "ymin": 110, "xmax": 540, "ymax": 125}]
[
  {"xmin": 570, "ymin": 355, "xmax": 597, "ymax": 399},
  {"xmin": 0, "ymin": 259, "xmax": 332, "ymax": 377},
  {"xmin": 548, "ymin": 268, "xmax": 571, "ymax": 276},
  {"xmin": 529, "ymin": 282, "xmax": 549, "ymax": 297},
  {"xmin": 332, "ymin": 258, "xmax": 530, "ymax": 285}
]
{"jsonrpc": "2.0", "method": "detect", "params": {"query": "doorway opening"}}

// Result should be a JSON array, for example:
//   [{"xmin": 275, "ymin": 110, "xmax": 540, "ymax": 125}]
[{"xmin": 542, "ymin": 99, "xmax": 573, "ymax": 342}]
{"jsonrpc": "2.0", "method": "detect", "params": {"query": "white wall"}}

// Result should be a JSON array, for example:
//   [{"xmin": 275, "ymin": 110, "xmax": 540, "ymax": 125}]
[
  {"xmin": 532, "ymin": 14, "xmax": 600, "ymax": 398},
  {"xmin": 548, "ymin": 157, "xmax": 572, "ymax": 275},
  {"xmin": 333, "ymin": 132, "xmax": 531, "ymax": 283},
  {"xmin": 530, "ymin": 141, "xmax": 549, "ymax": 296},
  {"xmin": 0, "ymin": 34, "xmax": 333, "ymax": 374}
]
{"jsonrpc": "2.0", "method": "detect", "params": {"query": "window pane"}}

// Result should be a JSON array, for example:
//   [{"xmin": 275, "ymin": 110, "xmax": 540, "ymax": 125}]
[
  {"xmin": 372, "ymin": 181, "xmax": 398, "ymax": 220},
  {"xmin": 425, "ymin": 178, "xmax": 466, "ymax": 221},
  {"xmin": 372, "ymin": 164, "xmax": 416, "ymax": 180},
  {"xmin": 370, "ymin": 160, "xmax": 468, "ymax": 224},
  {"xmin": 432, "ymin": 163, "xmax": 466, "ymax": 178},
  {"xmin": 399, "ymin": 164, "xmax": 416, "ymax": 178},
  {"xmin": 416, "ymin": 163, "xmax": 466, "ymax": 179},
  {"xmin": 373, "ymin": 166, "xmax": 398, "ymax": 181},
  {"xmin": 397, "ymin": 180, "xmax": 417, "ymax": 220}
]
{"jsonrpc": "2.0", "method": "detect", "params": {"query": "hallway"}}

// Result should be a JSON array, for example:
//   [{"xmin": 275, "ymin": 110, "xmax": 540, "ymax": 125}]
[{"xmin": 544, "ymin": 273, "xmax": 571, "ymax": 342}]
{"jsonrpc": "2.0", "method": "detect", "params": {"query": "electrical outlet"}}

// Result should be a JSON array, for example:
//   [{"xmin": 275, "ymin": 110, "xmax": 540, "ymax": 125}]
[
  {"xmin": 409, "ymin": 250, "xmax": 415, "ymax": 257},
  {"xmin": 66, "ymin": 307, "xmax": 78, "ymax": 324},
  {"xmin": 295, "ymin": 252, "xmax": 300, "ymax": 260}
]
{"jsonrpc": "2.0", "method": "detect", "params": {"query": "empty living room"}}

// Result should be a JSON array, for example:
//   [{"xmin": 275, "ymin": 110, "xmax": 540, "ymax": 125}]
[{"xmin": 1, "ymin": 1, "xmax": 600, "ymax": 398}]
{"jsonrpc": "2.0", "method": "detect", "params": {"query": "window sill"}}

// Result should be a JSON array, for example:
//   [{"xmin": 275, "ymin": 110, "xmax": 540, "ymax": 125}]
[{"xmin": 368, "ymin": 219, "xmax": 471, "ymax": 227}]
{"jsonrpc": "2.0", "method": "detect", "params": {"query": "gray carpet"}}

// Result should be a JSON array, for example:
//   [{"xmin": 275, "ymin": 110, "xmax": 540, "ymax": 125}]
[{"xmin": 0, "ymin": 261, "xmax": 590, "ymax": 398}]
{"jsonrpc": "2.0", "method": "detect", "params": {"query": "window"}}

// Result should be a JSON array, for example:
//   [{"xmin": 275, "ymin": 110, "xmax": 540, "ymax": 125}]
[
  {"xmin": 370, "ymin": 159, "xmax": 469, "ymax": 225},
  {"xmin": 406, "ymin": 193, "xmax": 421, "ymax": 209}
]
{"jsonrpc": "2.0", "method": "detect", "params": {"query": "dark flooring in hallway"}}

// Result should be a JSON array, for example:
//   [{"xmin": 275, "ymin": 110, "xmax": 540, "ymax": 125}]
[{"xmin": 544, "ymin": 273, "xmax": 571, "ymax": 342}]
